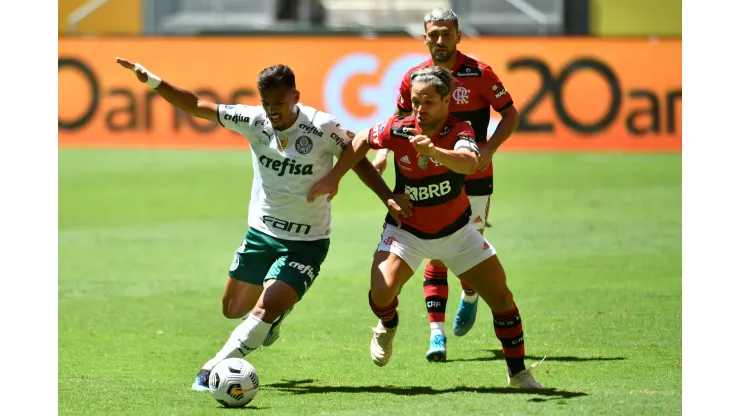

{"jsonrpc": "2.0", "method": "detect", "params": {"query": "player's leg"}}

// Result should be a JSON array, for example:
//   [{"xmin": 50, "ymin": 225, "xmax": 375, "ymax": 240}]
[
  {"xmin": 192, "ymin": 229, "xmax": 278, "ymax": 391},
  {"xmin": 194, "ymin": 278, "xmax": 297, "ymax": 391},
  {"xmin": 369, "ymin": 225, "xmax": 422, "ymax": 366},
  {"xmin": 441, "ymin": 225, "xmax": 543, "ymax": 389},
  {"xmin": 260, "ymin": 236, "xmax": 330, "ymax": 346},
  {"xmin": 423, "ymin": 258, "xmax": 449, "ymax": 361},
  {"xmin": 453, "ymin": 195, "xmax": 489, "ymax": 336},
  {"xmin": 221, "ymin": 276, "xmax": 264, "ymax": 319},
  {"xmin": 192, "ymin": 277, "xmax": 264, "ymax": 391},
  {"xmin": 194, "ymin": 234, "xmax": 329, "ymax": 389}
]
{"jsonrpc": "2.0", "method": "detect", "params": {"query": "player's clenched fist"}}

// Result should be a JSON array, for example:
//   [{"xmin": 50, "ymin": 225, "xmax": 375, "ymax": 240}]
[{"xmin": 115, "ymin": 57, "xmax": 162, "ymax": 88}]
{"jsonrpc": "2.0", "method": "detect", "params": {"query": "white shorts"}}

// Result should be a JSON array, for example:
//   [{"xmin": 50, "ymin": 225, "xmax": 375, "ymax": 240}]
[
  {"xmin": 377, "ymin": 223, "xmax": 497, "ymax": 276},
  {"xmin": 469, "ymin": 195, "xmax": 491, "ymax": 231}
]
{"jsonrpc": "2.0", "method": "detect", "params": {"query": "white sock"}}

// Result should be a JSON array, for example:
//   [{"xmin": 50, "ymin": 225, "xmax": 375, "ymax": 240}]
[
  {"xmin": 462, "ymin": 291, "xmax": 478, "ymax": 303},
  {"xmin": 201, "ymin": 313, "xmax": 272, "ymax": 371},
  {"xmin": 430, "ymin": 321, "xmax": 446, "ymax": 338}
]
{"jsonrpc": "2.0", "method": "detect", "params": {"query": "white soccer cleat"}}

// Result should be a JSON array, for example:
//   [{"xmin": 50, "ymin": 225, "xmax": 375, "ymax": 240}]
[
  {"xmin": 508, "ymin": 358, "xmax": 546, "ymax": 389},
  {"xmin": 370, "ymin": 321, "xmax": 397, "ymax": 367}
]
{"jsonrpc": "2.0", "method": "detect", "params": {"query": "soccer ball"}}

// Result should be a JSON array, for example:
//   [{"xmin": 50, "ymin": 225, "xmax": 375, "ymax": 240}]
[{"xmin": 208, "ymin": 358, "xmax": 259, "ymax": 408}]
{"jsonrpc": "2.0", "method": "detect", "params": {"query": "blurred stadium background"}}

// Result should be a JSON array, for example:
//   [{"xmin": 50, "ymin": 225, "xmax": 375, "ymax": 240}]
[
  {"xmin": 59, "ymin": 0, "xmax": 681, "ymax": 37},
  {"xmin": 58, "ymin": 1, "xmax": 681, "ymax": 415}
]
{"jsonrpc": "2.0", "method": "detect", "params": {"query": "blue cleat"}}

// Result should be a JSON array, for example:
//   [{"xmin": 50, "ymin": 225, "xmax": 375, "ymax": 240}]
[
  {"xmin": 453, "ymin": 296, "xmax": 478, "ymax": 336},
  {"xmin": 191, "ymin": 369, "xmax": 210, "ymax": 391},
  {"xmin": 425, "ymin": 334, "xmax": 447, "ymax": 361},
  {"xmin": 263, "ymin": 306, "xmax": 293, "ymax": 347}
]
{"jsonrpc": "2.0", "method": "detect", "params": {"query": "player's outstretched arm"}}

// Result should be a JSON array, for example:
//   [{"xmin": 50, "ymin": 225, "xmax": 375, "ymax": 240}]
[
  {"xmin": 115, "ymin": 57, "xmax": 218, "ymax": 123},
  {"xmin": 335, "ymin": 129, "xmax": 373, "ymax": 179},
  {"xmin": 352, "ymin": 158, "xmax": 393, "ymax": 200},
  {"xmin": 350, "ymin": 158, "xmax": 413, "ymax": 222},
  {"xmin": 307, "ymin": 129, "xmax": 372, "ymax": 203}
]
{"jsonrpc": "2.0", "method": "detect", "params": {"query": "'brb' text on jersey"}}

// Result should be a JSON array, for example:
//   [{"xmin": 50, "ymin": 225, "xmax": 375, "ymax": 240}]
[
  {"xmin": 396, "ymin": 51, "xmax": 513, "ymax": 196},
  {"xmin": 217, "ymin": 103, "xmax": 353, "ymax": 241},
  {"xmin": 368, "ymin": 115, "xmax": 480, "ymax": 239}
]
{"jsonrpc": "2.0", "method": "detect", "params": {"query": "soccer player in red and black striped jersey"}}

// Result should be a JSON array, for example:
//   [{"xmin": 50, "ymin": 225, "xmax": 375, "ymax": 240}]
[
  {"xmin": 373, "ymin": 8, "xmax": 520, "ymax": 361},
  {"xmin": 309, "ymin": 66, "xmax": 542, "ymax": 389}
]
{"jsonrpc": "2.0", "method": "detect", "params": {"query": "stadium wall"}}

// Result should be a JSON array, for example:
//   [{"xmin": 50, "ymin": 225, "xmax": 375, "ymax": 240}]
[
  {"xmin": 590, "ymin": 0, "xmax": 682, "ymax": 37},
  {"xmin": 58, "ymin": 37, "xmax": 681, "ymax": 152},
  {"xmin": 59, "ymin": 0, "xmax": 142, "ymax": 35}
]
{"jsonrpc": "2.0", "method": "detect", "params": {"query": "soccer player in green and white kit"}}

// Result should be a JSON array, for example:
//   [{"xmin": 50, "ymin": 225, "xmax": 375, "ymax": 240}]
[{"xmin": 115, "ymin": 58, "xmax": 412, "ymax": 391}]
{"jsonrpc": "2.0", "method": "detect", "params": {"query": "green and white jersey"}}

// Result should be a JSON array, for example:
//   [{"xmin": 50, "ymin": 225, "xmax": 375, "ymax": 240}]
[{"xmin": 217, "ymin": 103, "xmax": 353, "ymax": 241}]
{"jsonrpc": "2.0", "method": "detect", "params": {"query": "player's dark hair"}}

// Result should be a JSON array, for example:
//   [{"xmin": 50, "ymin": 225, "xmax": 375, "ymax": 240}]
[
  {"xmin": 257, "ymin": 64, "xmax": 296, "ymax": 92},
  {"xmin": 409, "ymin": 66, "xmax": 456, "ymax": 98}
]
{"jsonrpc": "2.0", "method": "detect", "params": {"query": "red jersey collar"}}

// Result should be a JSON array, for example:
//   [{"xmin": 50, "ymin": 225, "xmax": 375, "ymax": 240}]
[
  {"xmin": 450, "ymin": 51, "xmax": 465, "ymax": 73},
  {"xmin": 425, "ymin": 51, "xmax": 465, "ymax": 73},
  {"xmin": 414, "ymin": 114, "xmax": 454, "ymax": 141}
]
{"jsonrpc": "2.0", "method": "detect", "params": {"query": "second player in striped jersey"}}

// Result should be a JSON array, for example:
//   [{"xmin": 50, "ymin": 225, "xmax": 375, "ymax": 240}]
[{"xmin": 373, "ymin": 7, "xmax": 521, "ymax": 361}]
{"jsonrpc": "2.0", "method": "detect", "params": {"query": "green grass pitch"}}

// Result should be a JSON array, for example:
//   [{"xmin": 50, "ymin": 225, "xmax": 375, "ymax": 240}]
[{"xmin": 59, "ymin": 149, "xmax": 681, "ymax": 415}]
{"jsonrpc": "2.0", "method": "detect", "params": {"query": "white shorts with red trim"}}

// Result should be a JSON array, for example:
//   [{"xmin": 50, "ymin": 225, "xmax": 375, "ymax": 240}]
[{"xmin": 377, "ymin": 222, "xmax": 496, "ymax": 276}]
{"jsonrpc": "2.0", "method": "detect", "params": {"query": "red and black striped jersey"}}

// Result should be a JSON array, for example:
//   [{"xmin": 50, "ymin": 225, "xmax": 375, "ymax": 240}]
[
  {"xmin": 368, "ymin": 114, "xmax": 478, "ymax": 239},
  {"xmin": 396, "ymin": 51, "xmax": 513, "ymax": 196}
]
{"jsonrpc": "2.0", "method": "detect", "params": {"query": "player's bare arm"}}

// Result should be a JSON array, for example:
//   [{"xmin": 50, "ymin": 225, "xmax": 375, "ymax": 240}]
[
  {"xmin": 308, "ymin": 130, "xmax": 413, "ymax": 223},
  {"xmin": 352, "ymin": 158, "xmax": 415, "ymax": 226},
  {"xmin": 478, "ymin": 105, "xmax": 519, "ymax": 171},
  {"xmin": 408, "ymin": 128, "xmax": 479, "ymax": 175},
  {"xmin": 351, "ymin": 158, "xmax": 395, "ymax": 202},
  {"xmin": 116, "ymin": 57, "xmax": 218, "ymax": 123},
  {"xmin": 309, "ymin": 128, "xmax": 373, "ymax": 200}
]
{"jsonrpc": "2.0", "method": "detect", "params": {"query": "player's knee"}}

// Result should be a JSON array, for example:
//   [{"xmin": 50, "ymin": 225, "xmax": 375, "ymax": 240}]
[
  {"xmin": 250, "ymin": 305, "xmax": 270, "ymax": 322},
  {"xmin": 371, "ymin": 268, "xmax": 399, "ymax": 302},
  {"xmin": 428, "ymin": 259, "xmax": 447, "ymax": 269},
  {"xmin": 488, "ymin": 288, "xmax": 514, "ymax": 310},
  {"xmin": 222, "ymin": 300, "xmax": 246, "ymax": 319},
  {"xmin": 251, "ymin": 301, "xmax": 290, "ymax": 323},
  {"xmin": 370, "ymin": 283, "xmax": 398, "ymax": 307}
]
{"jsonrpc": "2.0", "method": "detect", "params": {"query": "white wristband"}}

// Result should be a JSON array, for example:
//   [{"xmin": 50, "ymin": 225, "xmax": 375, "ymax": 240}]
[
  {"xmin": 132, "ymin": 63, "xmax": 162, "ymax": 89},
  {"xmin": 377, "ymin": 148, "xmax": 389, "ymax": 157}
]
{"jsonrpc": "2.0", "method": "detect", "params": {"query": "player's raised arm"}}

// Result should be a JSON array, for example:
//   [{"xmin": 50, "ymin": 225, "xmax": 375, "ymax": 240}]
[{"xmin": 115, "ymin": 57, "xmax": 218, "ymax": 123}]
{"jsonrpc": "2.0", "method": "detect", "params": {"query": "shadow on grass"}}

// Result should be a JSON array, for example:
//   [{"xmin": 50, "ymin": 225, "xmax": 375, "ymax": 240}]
[
  {"xmin": 264, "ymin": 378, "xmax": 587, "ymax": 402},
  {"xmin": 445, "ymin": 349, "xmax": 627, "ymax": 364},
  {"xmin": 217, "ymin": 405, "xmax": 270, "ymax": 411}
]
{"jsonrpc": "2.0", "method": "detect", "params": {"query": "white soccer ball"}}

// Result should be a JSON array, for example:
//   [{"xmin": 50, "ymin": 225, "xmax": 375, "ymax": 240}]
[{"xmin": 208, "ymin": 358, "xmax": 259, "ymax": 408}]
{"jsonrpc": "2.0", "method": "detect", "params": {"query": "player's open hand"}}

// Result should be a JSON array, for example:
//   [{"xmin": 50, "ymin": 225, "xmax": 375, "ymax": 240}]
[
  {"xmin": 407, "ymin": 129, "xmax": 437, "ymax": 157},
  {"xmin": 115, "ymin": 57, "xmax": 150, "ymax": 84},
  {"xmin": 307, "ymin": 175, "xmax": 340, "ymax": 203},
  {"xmin": 386, "ymin": 194, "xmax": 413, "ymax": 226}
]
